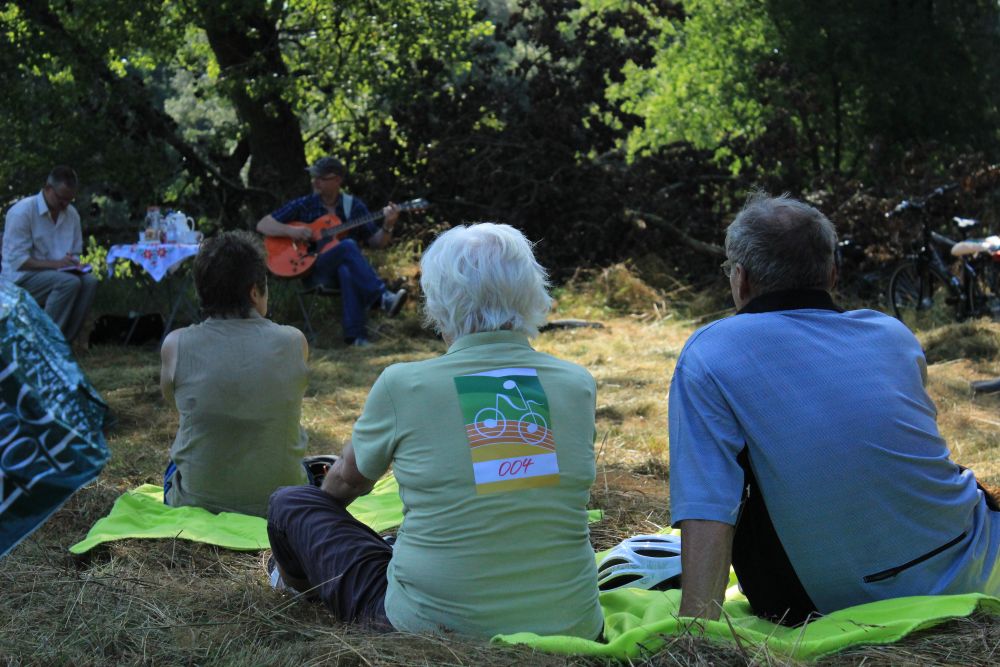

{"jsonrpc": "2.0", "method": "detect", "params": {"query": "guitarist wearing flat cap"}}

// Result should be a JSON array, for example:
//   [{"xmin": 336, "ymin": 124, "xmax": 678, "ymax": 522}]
[{"xmin": 256, "ymin": 156, "xmax": 408, "ymax": 347}]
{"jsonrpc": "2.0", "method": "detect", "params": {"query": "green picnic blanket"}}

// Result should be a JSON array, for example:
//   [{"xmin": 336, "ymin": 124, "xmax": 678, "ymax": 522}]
[
  {"xmin": 495, "ymin": 585, "xmax": 1000, "ymax": 661},
  {"xmin": 70, "ymin": 485, "xmax": 997, "ymax": 661},
  {"xmin": 69, "ymin": 476, "xmax": 603, "ymax": 554},
  {"xmin": 70, "ymin": 476, "xmax": 407, "ymax": 553}
]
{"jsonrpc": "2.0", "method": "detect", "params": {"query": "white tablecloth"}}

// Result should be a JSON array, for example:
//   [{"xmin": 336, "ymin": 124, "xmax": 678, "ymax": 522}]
[{"xmin": 106, "ymin": 243, "xmax": 199, "ymax": 282}]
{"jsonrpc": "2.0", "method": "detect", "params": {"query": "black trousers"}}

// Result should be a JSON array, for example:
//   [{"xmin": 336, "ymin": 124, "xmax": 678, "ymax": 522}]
[{"xmin": 732, "ymin": 448, "xmax": 819, "ymax": 626}]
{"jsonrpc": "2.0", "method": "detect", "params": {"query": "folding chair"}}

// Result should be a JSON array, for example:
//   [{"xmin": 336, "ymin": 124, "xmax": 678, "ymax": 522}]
[{"xmin": 295, "ymin": 283, "xmax": 340, "ymax": 343}]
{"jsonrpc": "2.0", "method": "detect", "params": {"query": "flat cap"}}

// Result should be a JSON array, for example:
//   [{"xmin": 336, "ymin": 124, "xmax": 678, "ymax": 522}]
[{"xmin": 306, "ymin": 156, "xmax": 347, "ymax": 179}]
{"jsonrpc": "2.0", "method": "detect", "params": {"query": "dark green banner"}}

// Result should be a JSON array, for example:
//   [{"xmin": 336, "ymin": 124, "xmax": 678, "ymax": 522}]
[{"xmin": 0, "ymin": 283, "xmax": 109, "ymax": 559}]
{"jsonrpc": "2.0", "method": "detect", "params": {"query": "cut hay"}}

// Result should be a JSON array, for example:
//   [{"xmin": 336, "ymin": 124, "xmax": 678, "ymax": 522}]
[{"xmin": 1, "ymin": 291, "xmax": 998, "ymax": 666}]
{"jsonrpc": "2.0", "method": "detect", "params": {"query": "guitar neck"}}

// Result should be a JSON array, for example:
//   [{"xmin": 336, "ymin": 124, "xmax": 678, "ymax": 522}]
[
  {"xmin": 322, "ymin": 201, "xmax": 421, "ymax": 238},
  {"xmin": 331, "ymin": 209, "xmax": 386, "ymax": 236}
]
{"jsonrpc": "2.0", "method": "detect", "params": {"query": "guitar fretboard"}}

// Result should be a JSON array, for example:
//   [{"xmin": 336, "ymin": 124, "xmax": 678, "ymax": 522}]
[{"xmin": 318, "ymin": 199, "xmax": 427, "ymax": 239}]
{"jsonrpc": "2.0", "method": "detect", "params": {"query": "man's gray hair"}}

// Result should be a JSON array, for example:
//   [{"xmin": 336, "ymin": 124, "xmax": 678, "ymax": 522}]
[
  {"xmin": 725, "ymin": 192, "xmax": 838, "ymax": 295},
  {"xmin": 420, "ymin": 223, "xmax": 552, "ymax": 341},
  {"xmin": 46, "ymin": 165, "xmax": 78, "ymax": 190}
]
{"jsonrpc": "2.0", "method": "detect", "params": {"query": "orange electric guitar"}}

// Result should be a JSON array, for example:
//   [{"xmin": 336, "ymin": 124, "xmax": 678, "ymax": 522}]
[{"xmin": 265, "ymin": 198, "xmax": 429, "ymax": 278}]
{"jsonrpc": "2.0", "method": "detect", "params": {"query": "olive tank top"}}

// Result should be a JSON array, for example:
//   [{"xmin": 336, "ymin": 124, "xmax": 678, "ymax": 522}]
[{"xmin": 166, "ymin": 315, "xmax": 308, "ymax": 516}]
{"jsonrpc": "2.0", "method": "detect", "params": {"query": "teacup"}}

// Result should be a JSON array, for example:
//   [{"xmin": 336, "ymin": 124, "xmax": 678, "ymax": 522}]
[{"xmin": 180, "ymin": 230, "xmax": 203, "ymax": 244}]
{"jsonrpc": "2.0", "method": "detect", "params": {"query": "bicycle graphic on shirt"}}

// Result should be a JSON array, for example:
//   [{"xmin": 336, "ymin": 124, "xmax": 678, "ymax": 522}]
[{"xmin": 473, "ymin": 379, "xmax": 549, "ymax": 444}]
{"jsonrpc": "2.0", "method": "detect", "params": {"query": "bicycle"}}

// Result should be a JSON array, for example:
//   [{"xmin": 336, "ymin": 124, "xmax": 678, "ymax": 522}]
[
  {"xmin": 473, "ymin": 379, "xmax": 548, "ymax": 444},
  {"xmin": 887, "ymin": 184, "xmax": 1000, "ymax": 330}
]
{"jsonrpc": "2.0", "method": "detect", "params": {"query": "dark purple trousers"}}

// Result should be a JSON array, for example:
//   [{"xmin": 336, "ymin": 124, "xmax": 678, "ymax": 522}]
[{"xmin": 267, "ymin": 485, "xmax": 393, "ymax": 628}]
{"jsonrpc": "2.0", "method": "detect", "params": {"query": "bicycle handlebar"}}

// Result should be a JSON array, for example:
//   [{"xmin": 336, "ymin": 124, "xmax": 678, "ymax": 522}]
[
  {"xmin": 885, "ymin": 183, "xmax": 958, "ymax": 218},
  {"xmin": 929, "ymin": 230, "xmax": 958, "ymax": 248}
]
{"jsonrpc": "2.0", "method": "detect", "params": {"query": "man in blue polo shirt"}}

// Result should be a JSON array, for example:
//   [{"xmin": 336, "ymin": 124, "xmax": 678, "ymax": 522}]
[
  {"xmin": 256, "ymin": 157, "xmax": 407, "ymax": 346},
  {"xmin": 669, "ymin": 193, "xmax": 1000, "ymax": 624}
]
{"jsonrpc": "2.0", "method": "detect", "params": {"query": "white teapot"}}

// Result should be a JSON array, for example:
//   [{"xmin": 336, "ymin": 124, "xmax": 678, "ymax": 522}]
[
  {"xmin": 165, "ymin": 211, "xmax": 192, "ymax": 232},
  {"xmin": 164, "ymin": 211, "xmax": 196, "ymax": 243}
]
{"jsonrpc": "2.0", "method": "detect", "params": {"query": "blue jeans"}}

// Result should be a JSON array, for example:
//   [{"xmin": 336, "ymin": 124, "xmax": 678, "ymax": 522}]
[
  {"xmin": 308, "ymin": 239, "xmax": 385, "ymax": 340},
  {"xmin": 163, "ymin": 461, "xmax": 178, "ymax": 505}
]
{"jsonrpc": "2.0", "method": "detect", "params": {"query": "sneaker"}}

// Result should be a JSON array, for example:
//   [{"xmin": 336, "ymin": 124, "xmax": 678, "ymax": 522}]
[
  {"xmin": 351, "ymin": 337, "xmax": 372, "ymax": 347},
  {"xmin": 265, "ymin": 554, "xmax": 301, "ymax": 594},
  {"xmin": 380, "ymin": 288, "xmax": 408, "ymax": 317}
]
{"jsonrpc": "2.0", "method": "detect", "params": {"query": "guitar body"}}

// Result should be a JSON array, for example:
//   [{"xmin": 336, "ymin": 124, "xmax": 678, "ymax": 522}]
[
  {"xmin": 263, "ymin": 198, "xmax": 430, "ymax": 278},
  {"xmin": 264, "ymin": 214, "xmax": 348, "ymax": 278}
]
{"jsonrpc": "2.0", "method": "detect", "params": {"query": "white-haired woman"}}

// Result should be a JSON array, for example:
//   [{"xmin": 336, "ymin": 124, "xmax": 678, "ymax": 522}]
[{"xmin": 267, "ymin": 223, "xmax": 603, "ymax": 638}]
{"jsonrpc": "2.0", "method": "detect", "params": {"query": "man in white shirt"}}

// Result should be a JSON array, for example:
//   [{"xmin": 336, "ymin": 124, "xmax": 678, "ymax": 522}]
[{"xmin": 2, "ymin": 166, "xmax": 97, "ymax": 343}]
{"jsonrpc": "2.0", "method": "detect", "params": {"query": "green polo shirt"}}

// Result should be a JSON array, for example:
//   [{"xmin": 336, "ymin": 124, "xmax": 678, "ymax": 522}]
[{"xmin": 352, "ymin": 330, "xmax": 603, "ymax": 638}]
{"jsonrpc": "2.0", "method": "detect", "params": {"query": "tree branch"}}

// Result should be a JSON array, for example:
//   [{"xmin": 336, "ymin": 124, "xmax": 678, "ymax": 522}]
[{"xmin": 625, "ymin": 208, "xmax": 725, "ymax": 256}]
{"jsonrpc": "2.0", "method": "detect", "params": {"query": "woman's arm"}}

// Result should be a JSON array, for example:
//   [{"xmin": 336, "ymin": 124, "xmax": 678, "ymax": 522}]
[
  {"xmin": 320, "ymin": 441, "xmax": 376, "ymax": 505},
  {"xmin": 159, "ymin": 330, "xmax": 180, "ymax": 406}
]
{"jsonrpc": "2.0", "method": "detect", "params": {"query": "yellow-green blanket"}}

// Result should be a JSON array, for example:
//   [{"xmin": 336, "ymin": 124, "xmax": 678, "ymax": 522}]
[
  {"xmin": 69, "ymin": 476, "xmax": 602, "ymax": 554},
  {"xmin": 70, "ymin": 477, "xmax": 408, "ymax": 553},
  {"xmin": 69, "ymin": 484, "xmax": 998, "ymax": 661},
  {"xmin": 495, "ymin": 585, "xmax": 1000, "ymax": 661}
]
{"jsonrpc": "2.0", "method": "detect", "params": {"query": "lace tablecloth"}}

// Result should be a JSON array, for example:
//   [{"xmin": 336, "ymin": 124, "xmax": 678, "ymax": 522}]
[{"xmin": 106, "ymin": 243, "xmax": 199, "ymax": 282}]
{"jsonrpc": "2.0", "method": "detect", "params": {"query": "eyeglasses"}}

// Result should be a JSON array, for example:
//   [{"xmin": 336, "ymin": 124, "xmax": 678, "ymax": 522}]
[{"xmin": 46, "ymin": 185, "xmax": 76, "ymax": 207}]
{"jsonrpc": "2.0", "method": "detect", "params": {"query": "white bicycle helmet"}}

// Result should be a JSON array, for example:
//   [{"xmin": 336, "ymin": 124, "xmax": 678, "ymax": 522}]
[{"xmin": 597, "ymin": 534, "xmax": 682, "ymax": 592}]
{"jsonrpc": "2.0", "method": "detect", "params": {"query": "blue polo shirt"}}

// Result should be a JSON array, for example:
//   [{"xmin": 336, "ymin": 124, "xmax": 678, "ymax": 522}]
[
  {"xmin": 270, "ymin": 193, "xmax": 376, "ymax": 243},
  {"xmin": 668, "ymin": 290, "xmax": 1000, "ymax": 612}
]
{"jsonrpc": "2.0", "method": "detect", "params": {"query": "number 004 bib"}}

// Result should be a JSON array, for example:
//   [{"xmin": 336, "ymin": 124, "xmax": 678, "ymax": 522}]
[{"xmin": 453, "ymin": 367, "xmax": 558, "ymax": 495}]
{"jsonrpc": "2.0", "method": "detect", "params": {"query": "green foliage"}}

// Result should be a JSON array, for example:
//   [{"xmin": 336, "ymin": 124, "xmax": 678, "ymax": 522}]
[
  {"xmin": 3, "ymin": 0, "xmax": 999, "ymax": 290},
  {"xmin": 604, "ymin": 0, "xmax": 773, "ymax": 166},
  {"xmin": 358, "ymin": 0, "xmax": 727, "ymax": 274},
  {"xmin": 0, "ymin": 1, "xmax": 186, "ymax": 216},
  {"xmin": 0, "ymin": 0, "xmax": 487, "ymax": 229},
  {"xmin": 80, "ymin": 234, "xmax": 134, "ymax": 280},
  {"xmin": 766, "ymin": 0, "xmax": 1000, "ymax": 180},
  {"xmin": 607, "ymin": 0, "xmax": 1000, "ymax": 182}
]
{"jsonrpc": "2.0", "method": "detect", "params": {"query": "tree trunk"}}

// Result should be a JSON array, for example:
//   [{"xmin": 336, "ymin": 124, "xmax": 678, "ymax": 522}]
[{"xmin": 193, "ymin": 0, "xmax": 308, "ymax": 208}]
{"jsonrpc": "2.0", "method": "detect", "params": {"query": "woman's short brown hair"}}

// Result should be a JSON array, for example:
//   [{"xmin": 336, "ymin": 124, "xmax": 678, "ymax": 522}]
[{"xmin": 193, "ymin": 231, "xmax": 268, "ymax": 319}]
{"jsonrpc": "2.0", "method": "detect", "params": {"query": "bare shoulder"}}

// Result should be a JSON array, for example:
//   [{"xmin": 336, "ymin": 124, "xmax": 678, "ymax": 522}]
[
  {"xmin": 268, "ymin": 321, "xmax": 309, "ymax": 355},
  {"xmin": 160, "ymin": 328, "xmax": 182, "ymax": 361},
  {"xmin": 271, "ymin": 321, "xmax": 307, "ymax": 342}
]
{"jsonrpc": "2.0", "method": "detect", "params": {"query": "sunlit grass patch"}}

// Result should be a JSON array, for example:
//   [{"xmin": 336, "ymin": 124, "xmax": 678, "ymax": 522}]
[{"xmin": 919, "ymin": 320, "xmax": 1000, "ymax": 364}]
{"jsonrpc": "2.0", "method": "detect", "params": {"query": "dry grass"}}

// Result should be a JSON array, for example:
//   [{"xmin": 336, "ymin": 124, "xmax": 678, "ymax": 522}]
[{"xmin": 1, "ymin": 267, "xmax": 998, "ymax": 665}]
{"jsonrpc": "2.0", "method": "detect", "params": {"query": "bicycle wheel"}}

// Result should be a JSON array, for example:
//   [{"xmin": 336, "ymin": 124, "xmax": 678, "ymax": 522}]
[
  {"xmin": 888, "ymin": 261, "xmax": 958, "ymax": 330},
  {"xmin": 473, "ymin": 407, "xmax": 507, "ymax": 439},
  {"xmin": 968, "ymin": 256, "xmax": 1000, "ymax": 320}
]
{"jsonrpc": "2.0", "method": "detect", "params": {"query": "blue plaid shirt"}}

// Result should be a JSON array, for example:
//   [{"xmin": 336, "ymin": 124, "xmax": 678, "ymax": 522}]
[{"xmin": 270, "ymin": 193, "xmax": 376, "ymax": 242}]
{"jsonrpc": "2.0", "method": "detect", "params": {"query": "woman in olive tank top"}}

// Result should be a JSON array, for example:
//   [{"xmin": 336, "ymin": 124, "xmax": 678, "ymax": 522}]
[{"xmin": 160, "ymin": 231, "xmax": 309, "ymax": 517}]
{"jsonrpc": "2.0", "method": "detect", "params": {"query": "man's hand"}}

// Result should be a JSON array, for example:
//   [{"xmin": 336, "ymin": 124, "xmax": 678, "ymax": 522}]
[
  {"xmin": 677, "ymin": 519, "xmax": 735, "ymax": 621},
  {"xmin": 287, "ymin": 226, "xmax": 313, "ymax": 241},
  {"xmin": 382, "ymin": 203, "xmax": 400, "ymax": 231},
  {"xmin": 369, "ymin": 204, "xmax": 399, "ymax": 249}
]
